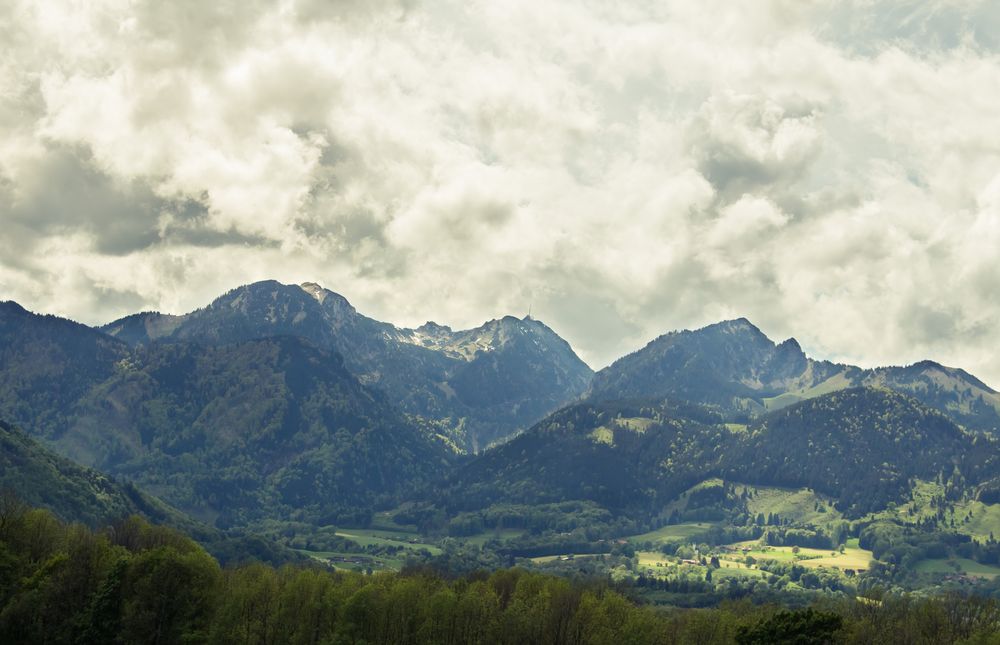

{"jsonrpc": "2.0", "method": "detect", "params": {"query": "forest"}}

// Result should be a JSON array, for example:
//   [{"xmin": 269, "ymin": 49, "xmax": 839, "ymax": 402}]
[{"xmin": 4, "ymin": 497, "xmax": 1000, "ymax": 644}]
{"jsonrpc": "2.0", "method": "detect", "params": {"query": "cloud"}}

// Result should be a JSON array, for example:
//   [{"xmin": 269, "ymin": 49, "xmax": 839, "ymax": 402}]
[{"xmin": 1, "ymin": 0, "xmax": 1000, "ymax": 387}]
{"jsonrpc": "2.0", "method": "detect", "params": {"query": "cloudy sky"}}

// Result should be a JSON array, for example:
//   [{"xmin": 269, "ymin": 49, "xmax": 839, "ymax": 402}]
[{"xmin": 2, "ymin": 0, "xmax": 1000, "ymax": 383}]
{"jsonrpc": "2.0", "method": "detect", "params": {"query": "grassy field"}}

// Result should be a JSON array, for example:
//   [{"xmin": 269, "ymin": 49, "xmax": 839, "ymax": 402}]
[
  {"xmin": 369, "ymin": 511, "xmax": 419, "ymax": 532},
  {"xmin": 295, "ymin": 549, "xmax": 401, "ymax": 571},
  {"xmin": 635, "ymin": 551, "xmax": 767, "ymax": 580},
  {"xmin": 334, "ymin": 529, "xmax": 441, "ymax": 554},
  {"xmin": 628, "ymin": 522, "xmax": 715, "ymax": 545},
  {"xmin": 960, "ymin": 502, "xmax": 1000, "ymax": 541},
  {"xmin": 762, "ymin": 372, "xmax": 853, "ymax": 411},
  {"xmin": 617, "ymin": 417, "xmax": 653, "ymax": 433},
  {"xmin": 589, "ymin": 427, "xmax": 613, "ymax": 445},
  {"xmin": 865, "ymin": 480, "xmax": 1000, "ymax": 542},
  {"xmin": 744, "ymin": 486, "xmax": 843, "ymax": 525},
  {"xmin": 529, "ymin": 553, "xmax": 599, "ymax": 564},
  {"xmin": 713, "ymin": 564, "xmax": 768, "ymax": 580},
  {"xmin": 721, "ymin": 541, "xmax": 872, "ymax": 572},
  {"xmin": 295, "ymin": 527, "xmax": 441, "ymax": 572},
  {"xmin": 914, "ymin": 558, "xmax": 1000, "ymax": 579}
]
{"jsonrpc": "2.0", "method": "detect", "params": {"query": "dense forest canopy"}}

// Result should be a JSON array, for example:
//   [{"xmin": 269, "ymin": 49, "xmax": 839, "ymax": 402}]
[{"xmin": 4, "ymin": 501, "xmax": 1000, "ymax": 644}]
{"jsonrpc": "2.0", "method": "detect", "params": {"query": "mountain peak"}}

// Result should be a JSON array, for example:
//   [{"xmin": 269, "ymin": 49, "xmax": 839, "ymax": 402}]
[
  {"xmin": 299, "ymin": 281, "xmax": 328, "ymax": 303},
  {"xmin": 777, "ymin": 337, "xmax": 802, "ymax": 352},
  {"xmin": 0, "ymin": 300, "xmax": 28, "ymax": 317},
  {"xmin": 711, "ymin": 317, "xmax": 763, "ymax": 334}
]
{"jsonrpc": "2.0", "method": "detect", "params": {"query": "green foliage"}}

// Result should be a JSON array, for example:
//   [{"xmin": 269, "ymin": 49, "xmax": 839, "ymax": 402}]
[
  {"xmin": 735, "ymin": 608, "xmax": 843, "ymax": 645},
  {"xmin": 438, "ymin": 399, "xmax": 732, "ymax": 514},
  {"xmin": 729, "ymin": 388, "xmax": 990, "ymax": 517},
  {"xmin": 5, "ymin": 501, "xmax": 1000, "ymax": 644},
  {"xmin": 0, "ymin": 504, "xmax": 672, "ymax": 645}
]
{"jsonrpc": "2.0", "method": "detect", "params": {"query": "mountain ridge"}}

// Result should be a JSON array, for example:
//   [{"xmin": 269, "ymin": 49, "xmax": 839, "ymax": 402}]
[
  {"xmin": 588, "ymin": 317, "xmax": 1000, "ymax": 432},
  {"xmin": 101, "ymin": 280, "xmax": 594, "ymax": 449}
]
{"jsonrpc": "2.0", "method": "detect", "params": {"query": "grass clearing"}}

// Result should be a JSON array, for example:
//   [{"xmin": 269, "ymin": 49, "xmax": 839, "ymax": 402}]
[
  {"xmin": 369, "ymin": 511, "xmax": 418, "ymax": 532},
  {"xmin": 744, "ymin": 486, "xmax": 843, "ymax": 525},
  {"xmin": 589, "ymin": 427, "xmax": 613, "ymax": 445},
  {"xmin": 617, "ymin": 417, "xmax": 653, "ymax": 433},
  {"xmin": 529, "ymin": 553, "xmax": 599, "ymax": 564},
  {"xmin": 295, "ymin": 549, "xmax": 403, "ymax": 571},
  {"xmin": 628, "ymin": 522, "xmax": 714, "ymax": 545},
  {"xmin": 458, "ymin": 529, "xmax": 527, "ymax": 546},
  {"xmin": 634, "ymin": 552, "xmax": 767, "ymax": 580},
  {"xmin": 914, "ymin": 558, "xmax": 1000, "ymax": 579},
  {"xmin": 763, "ymin": 372, "xmax": 852, "ymax": 411},
  {"xmin": 334, "ymin": 529, "xmax": 441, "ymax": 554}
]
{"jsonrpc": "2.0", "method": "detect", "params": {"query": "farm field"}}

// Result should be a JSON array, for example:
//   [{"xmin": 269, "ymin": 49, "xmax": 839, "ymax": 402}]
[
  {"xmin": 721, "ymin": 541, "xmax": 872, "ymax": 572},
  {"xmin": 635, "ymin": 551, "xmax": 767, "ymax": 580}
]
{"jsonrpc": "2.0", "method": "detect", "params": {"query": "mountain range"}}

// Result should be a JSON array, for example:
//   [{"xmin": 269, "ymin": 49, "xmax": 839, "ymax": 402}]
[
  {"xmin": 101, "ymin": 280, "xmax": 593, "ymax": 451},
  {"xmin": 1, "ymin": 279, "xmax": 998, "ymax": 537}
]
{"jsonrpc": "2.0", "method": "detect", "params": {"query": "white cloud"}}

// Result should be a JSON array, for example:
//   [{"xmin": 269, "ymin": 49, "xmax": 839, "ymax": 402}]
[{"xmin": 1, "ymin": 0, "xmax": 1000, "ymax": 386}]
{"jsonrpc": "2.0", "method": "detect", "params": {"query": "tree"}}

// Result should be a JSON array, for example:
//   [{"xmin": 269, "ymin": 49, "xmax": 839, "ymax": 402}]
[
  {"xmin": 119, "ymin": 546, "xmax": 220, "ymax": 645},
  {"xmin": 736, "ymin": 608, "xmax": 843, "ymax": 645}
]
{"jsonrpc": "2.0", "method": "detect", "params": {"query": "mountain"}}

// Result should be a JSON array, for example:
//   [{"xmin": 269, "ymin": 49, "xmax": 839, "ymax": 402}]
[
  {"xmin": 0, "ymin": 417, "xmax": 171, "ymax": 527},
  {"xmin": 434, "ymin": 388, "xmax": 999, "ymax": 522},
  {"xmin": 436, "ymin": 399, "xmax": 733, "ymax": 516},
  {"xmin": 0, "ymin": 418, "xmax": 310, "ymax": 565},
  {"xmin": 0, "ymin": 301, "xmax": 128, "ymax": 438},
  {"xmin": 102, "ymin": 280, "xmax": 593, "ymax": 449},
  {"xmin": 0, "ymin": 302, "xmax": 456, "ymax": 528},
  {"xmin": 726, "ymin": 387, "xmax": 993, "ymax": 516},
  {"xmin": 588, "ymin": 318, "xmax": 1000, "ymax": 432},
  {"xmin": 56, "ymin": 336, "xmax": 455, "ymax": 528}
]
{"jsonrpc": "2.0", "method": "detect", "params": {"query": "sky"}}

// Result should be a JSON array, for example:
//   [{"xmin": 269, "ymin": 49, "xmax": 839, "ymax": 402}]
[{"xmin": 2, "ymin": 1, "xmax": 1000, "ymax": 384}]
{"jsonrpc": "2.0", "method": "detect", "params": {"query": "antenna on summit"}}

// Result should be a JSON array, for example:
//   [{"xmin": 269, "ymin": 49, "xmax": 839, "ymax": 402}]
[{"xmin": 527, "ymin": 304, "xmax": 532, "ymax": 320}]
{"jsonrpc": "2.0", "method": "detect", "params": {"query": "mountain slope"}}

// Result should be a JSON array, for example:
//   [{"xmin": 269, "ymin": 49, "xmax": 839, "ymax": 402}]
[
  {"xmin": 435, "ymin": 388, "xmax": 1000, "ymax": 522},
  {"xmin": 0, "ymin": 418, "xmax": 240, "ymax": 544},
  {"xmin": 726, "ymin": 387, "xmax": 993, "ymax": 516},
  {"xmin": 102, "ymin": 280, "xmax": 593, "ymax": 449},
  {"xmin": 587, "ymin": 319, "xmax": 843, "ymax": 419},
  {"xmin": 0, "ymin": 418, "xmax": 163, "ymax": 527},
  {"xmin": 0, "ymin": 302, "xmax": 457, "ymax": 528},
  {"xmin": 436, "ymin": 399, "xmax": 733, "ymax": 514},
  {"xmin": 56, "ymin": 336, "xmax": 455, "ymax": 528},
  {"xmin": 0, "ymin": 301, "xmax": 129, "ymax": 437},
  {"xmin": 588, "ymin": 318, "xmax": 1000, "ymax": 432}
]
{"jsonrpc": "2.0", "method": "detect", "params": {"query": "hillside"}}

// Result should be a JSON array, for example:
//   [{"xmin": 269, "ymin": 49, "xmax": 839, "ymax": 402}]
[
  {"xmin": 436, "ymin": 399, "xmax": 733, "ymax": 515},
  {"xmin": 0, "ymin": 302, "xmax": 457, "ymax": 528},
  {"xmin": 727, "ymin": 387, "xmax": 994, "ymax": 517},
  {"xmin": 102, "ymin": 280, "xmax": 593, "ymax": 449},
  {"xmin": 56, "ymin": 336, "xmax": 456, "ymax": 528},
  {"xmin": 434, "ymin": 388, "xmax": 1000, "ymax": 523},
  {"xmin": 0, "ymin": 418, "xmax": 169, "ymax": 527},
  {"xmin": 0, "ymin": 301, "xmax": 129, "ymax": 438}
]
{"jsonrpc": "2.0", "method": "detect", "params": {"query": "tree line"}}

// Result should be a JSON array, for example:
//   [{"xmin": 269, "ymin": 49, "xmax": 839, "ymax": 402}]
[{"xmin": 4, "ymin": 496, "xmax": 1000, "ymax": 643}]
